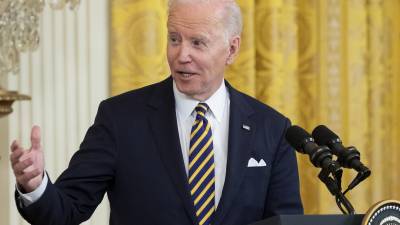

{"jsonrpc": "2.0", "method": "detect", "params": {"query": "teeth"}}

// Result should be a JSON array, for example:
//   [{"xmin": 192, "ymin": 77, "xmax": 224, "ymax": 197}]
[{"xmin": 179, "ymin": 72, "xmax": 193, "ymax": 78}]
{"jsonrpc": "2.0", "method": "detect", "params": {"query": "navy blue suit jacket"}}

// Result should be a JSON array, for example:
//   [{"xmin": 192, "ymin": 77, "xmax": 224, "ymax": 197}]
[{"xmin": 17, "ymin": 77, "xmax": 303, "ymax": 225}]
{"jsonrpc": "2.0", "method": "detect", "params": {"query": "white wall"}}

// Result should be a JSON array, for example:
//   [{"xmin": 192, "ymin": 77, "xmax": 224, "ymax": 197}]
[{"xmin": 0, "ymin": 0, "xmax": 110, "ymax": 224}]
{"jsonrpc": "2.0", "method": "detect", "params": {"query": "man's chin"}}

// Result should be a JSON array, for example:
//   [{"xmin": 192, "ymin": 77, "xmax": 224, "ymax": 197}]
[
  {"xmin": 176, "ymin": 86, "xmax": 207, "ymax": 100},
  {"xmin": 178, "ymin": 87, "xmax": 200, "ymax": 96}
]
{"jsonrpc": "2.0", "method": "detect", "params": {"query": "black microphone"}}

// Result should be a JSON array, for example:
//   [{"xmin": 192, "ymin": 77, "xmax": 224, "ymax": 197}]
[
  {"xmin": 312, "ymin": 125, "xmax": 371, "ymax": 189},
  {"xmin": 285, "ymin": 125, "xmax": 341, "ymax": 174}
]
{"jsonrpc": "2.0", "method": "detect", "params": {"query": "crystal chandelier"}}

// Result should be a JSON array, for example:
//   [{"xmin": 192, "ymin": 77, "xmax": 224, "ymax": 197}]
[{"xmin": 0, "ymin": 0, "xmax": 79, "ymax": 117}]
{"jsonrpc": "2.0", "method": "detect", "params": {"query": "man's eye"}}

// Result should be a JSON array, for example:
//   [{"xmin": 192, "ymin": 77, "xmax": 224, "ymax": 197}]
[
  {"xmin": 192, "ymin": 39, "xmax": 204, "ymax": 47},
  {"xmin": 169, "ymin": 36, "xmax": 179, "ymax": 43}
]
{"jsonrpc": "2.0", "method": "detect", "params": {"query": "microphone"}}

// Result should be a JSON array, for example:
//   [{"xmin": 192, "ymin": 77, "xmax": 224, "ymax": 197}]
[
  {"xmin": 285, "ymin": 125, "xmax": 341, "ymax": 174},
  {"xmin": 286, "ymin": 125, "xmax": 356, "ymax": 215},
  {"xmin": 312, "ymin": 125, "xmax": 371, "ymax": 189}
]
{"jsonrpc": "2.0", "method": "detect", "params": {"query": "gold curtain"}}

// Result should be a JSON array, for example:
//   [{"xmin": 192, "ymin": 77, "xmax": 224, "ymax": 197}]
[{"xmin": 111, "ymin": 0, "xmax": 400, "ymax": 214}]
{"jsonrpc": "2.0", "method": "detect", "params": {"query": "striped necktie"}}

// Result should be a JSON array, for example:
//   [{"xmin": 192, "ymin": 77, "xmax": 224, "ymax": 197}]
[{"xmin": 188, "ymin": 103, "xmax": 216, "ymax": 225}]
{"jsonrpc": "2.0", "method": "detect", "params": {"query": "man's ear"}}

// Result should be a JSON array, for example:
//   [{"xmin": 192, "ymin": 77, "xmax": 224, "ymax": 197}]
[{"xmin": 226, "ymin": 36, "xmax": 241, "ymax": 65}]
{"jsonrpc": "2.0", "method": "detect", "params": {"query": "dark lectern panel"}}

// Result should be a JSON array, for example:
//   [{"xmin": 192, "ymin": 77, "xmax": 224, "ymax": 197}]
[{"xmin": 249, "ymin": 214, "xmax": 364, "ymax": 225}]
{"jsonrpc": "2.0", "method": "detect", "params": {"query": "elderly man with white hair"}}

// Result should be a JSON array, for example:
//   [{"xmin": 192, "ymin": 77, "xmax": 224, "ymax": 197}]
[{"xmin": 11, "ymin": 0, "xmax": 303, "ymax": 224}]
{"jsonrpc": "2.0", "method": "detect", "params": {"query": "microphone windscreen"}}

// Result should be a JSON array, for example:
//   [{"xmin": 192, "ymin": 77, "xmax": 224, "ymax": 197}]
[
  {"xmin": 312, "ymin": 125, "xmax": 339, "ymax": 145},
  {"xmin": 285, "ymin": 125, "xmax": 311, "ymax": 150}
]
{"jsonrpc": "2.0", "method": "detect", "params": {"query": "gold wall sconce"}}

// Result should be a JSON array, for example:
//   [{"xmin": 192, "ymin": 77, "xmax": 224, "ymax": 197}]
[{"xmin": 0, "ymin": 87, "xmax": 30, "ymax": 118}]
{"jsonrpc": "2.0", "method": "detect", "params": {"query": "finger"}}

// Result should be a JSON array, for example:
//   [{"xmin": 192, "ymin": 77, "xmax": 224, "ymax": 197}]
[
  {"xmin": 13, "ymin": 158, "xmax": 34, "ymax": 175},
  {"xmin": 17, "ymin": 169, "xmax": 42, "ymax": 185},
  {"xmin": 10, "ymin": 148, "xmax": 24, "ymax": 166},
  {"xmin": 10, "ymin": 140, "xmax": 20, "ymax": 152},
  {"xmin": 31, "ymin": 125, "xmax": 41, "ymax": 150}
]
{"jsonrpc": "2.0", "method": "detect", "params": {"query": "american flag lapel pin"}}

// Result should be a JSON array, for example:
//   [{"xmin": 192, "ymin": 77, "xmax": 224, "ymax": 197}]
[{"xmin": 242, "ymin": 124, "xmax": 251, "ymax": 131}]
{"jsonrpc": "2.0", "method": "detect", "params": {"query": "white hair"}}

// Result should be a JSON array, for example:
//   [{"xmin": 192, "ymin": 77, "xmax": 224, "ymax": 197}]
[{"xmin": 168, "ymin": 0, "xmax": 243, "ymax": 39}]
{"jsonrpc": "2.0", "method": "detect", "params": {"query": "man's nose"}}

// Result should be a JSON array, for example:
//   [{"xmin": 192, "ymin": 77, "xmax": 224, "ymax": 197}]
[{"xmin": 177, "ymin": 44, "xmax": 192, "ymax": 64}]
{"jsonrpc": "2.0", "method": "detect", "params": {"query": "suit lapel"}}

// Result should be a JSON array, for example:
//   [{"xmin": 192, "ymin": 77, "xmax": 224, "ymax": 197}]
[
  {"xmin": 146, "ymin": 78, "xmax": 255, "ymax": 225},
  {"xmin": 213, "ymin": 82, "xmax": 255, "ymax": 225},
  {"xmin": 147, "ymin": 77, "xmax": 198, "ymax": 224}
]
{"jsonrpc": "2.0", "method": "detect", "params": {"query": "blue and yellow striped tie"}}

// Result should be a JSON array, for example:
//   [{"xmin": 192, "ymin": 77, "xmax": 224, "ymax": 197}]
[{"xmin": 189, "ymin": 103, "xmax": 215, "ymax": 225}]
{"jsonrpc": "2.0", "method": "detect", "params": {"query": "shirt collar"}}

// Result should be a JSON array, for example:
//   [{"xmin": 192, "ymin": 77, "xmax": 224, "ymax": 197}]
[{"xmin": 173, "ymin": 80, "xmax": 229, "ymax": 123}]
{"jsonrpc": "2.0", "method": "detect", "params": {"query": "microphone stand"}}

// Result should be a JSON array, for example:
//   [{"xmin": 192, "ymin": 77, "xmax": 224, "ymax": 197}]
[{"xmin": 318, "ymin": 166, "xmax": 355, "ymax": 214}]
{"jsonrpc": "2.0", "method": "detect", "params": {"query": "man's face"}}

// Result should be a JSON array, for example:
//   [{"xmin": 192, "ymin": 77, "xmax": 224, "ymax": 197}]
[{"xmin": 167, "ymin": 2, "xmax": 239, "ymax": 100}]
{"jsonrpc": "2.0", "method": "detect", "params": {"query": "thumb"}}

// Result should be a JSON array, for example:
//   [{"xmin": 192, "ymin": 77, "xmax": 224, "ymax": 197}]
[{"xmin": 31, "ymin": 125, "xmax": 41, "ymax": 150}]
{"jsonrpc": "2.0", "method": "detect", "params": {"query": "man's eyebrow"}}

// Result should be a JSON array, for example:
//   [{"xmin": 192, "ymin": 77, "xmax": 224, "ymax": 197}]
[
  {"xmin": 167, "ymin": 32, "xmax": 210, "ymax": 42},
  {"xmin": 191, "ymin": 34, "xmax": 210, "ymax": 42}
]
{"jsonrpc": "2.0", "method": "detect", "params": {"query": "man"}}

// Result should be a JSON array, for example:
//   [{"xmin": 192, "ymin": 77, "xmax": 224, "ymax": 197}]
[{"xmin": 10, "ymin": 0, "xmax": 303, "ymax": 224}]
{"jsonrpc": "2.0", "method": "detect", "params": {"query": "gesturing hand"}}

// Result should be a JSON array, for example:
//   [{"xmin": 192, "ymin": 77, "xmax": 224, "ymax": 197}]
[{"xmin": 10, "ymin": 126, "xmax": 45, "ymax": 193}]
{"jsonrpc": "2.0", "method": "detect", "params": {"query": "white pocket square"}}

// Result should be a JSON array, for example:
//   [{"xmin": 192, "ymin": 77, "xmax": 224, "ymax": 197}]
[{"xmin": 247, "ymin": 158, "xmax": 267, "ymax": 167}]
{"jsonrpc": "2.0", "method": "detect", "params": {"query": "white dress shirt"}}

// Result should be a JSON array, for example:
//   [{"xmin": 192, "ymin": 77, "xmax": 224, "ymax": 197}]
[
  {"xmin": 18, "ymin": 79, "xmax": 231, "ymax": 208},
  {"xmin": 174, "ymin": 80, "xmax": 230, "ymax": 208},
  {"xmin": 16, "ymin": 172, "xmax": 48, "ymax": 207}
]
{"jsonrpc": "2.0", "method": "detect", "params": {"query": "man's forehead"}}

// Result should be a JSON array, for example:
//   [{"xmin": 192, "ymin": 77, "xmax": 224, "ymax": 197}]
[{"xmin": 167, "ymin": 22, "xmax": 215, "ymax": 41}]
